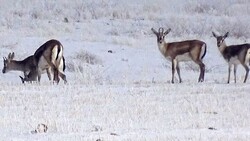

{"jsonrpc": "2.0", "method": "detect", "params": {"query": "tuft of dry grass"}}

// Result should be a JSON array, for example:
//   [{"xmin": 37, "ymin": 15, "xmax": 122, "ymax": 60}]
[
  {"xmin": 74, "ymin": 50, "xmax": 102, "ymax": 65},
  {"xmin": 66, "ymin": 50, "xmax": 102, "ymax": 73}
]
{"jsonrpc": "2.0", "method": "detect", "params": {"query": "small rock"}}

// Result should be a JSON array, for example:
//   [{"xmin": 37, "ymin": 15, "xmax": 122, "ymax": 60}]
[
  {"xmin": 208, "ymin": 127, "xmax": 217, "ymax": 130},
  {"xmin": 64, "ymin": 17, "xmax": 69, "ymax": 23},
  {"xmin": 32, "ymin": 123, "xmax": 48, "ymax": 134}
]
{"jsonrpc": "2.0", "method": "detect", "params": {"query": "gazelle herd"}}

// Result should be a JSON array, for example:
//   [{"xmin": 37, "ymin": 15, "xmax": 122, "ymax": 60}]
[
  {"xmin": 2, "ymin": 39, "xmax": 67, "ymax": 84},
  {"xmin": 2, "ymin": 28, "xmax": 250, "ymax": 84}
]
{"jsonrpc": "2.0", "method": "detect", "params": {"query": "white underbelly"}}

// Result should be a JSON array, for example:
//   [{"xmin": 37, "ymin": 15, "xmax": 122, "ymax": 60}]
[
  {"xmin": 38, "ymin": 56, "xmax": 50, "ymax": 72},
  {"xmin": 176, "ymin": 53, "xmax": 192, "ymax": 61},
  {"xmin": 228, "ymin": 56, "xmax": 240, "ymax": 65}
]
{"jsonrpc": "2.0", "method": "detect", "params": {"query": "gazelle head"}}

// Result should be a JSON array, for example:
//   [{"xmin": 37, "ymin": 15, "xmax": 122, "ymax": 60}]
[
  {"xmin": 19, "ymin": 75, "xmax": 27, "ymax": 83},
  {"xmin": 2, "ymin": 52, "xmax": 15, "ymax": 73},
  {"xmin": 212, "ymin": 32, "xmax": 229, "ymax": 48},
  {"xmin": 151, "ymin": 27, "xmax": 171, "ymax": 44}
]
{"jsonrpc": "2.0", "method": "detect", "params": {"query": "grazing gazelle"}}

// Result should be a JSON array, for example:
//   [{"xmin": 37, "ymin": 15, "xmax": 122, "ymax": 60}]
[
  {"xmin": 151, "ymin": 27, "xmax": 207, "ymax": 83},
  {"xmin": 20, "ymin": 56, "xmax": 66, "ymax": 83},
  {"xmin": 212, "ymin": 31, "xmax": 250, "ymax": 83},
  {"xmin": 2, "ymin": 52, "xmax": 37, "ymax": 77},
  {"xmin": 23, "ymin": 39, "xmax": 67, "ymax": 84}
]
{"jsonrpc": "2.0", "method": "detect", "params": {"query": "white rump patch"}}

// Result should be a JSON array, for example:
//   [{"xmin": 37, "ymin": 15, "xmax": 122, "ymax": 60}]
[
  {"xmin": 245, "ymin": 48, "xmax": 250, "ymax": 65},
  {"xmin": 199, "ymin": 43, "xmax": 206, "ymax": 59},
  {"xmin": 58, "ymin": 57, "xmax": 64, "ymax": 72},
  {"xmin": 51, "ymin": 45, "xmax": 59, "ymax": 65}
]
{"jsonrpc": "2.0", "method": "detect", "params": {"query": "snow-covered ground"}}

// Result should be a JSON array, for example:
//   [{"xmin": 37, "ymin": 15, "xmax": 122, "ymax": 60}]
[{"xmin": 0, "ymin": 0, "xmax": 250, "ymax": 140}]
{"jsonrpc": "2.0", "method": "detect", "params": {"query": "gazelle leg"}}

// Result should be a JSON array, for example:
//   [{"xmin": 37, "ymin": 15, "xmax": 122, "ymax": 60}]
[
  {"xmin": 171, "ymin": 59, "xmax": 177, "ymax": 83},
  {"xmin": 233, "ymin": 64, "xmax": 237, "ymax": 83},
  {"xmin": 46, "ymin": 68, "xmax": 52, "ymax": 81},
  {"xmin": 176, "ymin": 62, "xmax": 182, "ymax": 83},
  {"xmin": 194, "ymin": 60, "xmax": 205, "ymax": 82},
  {"xmin": 38, "ymin": 73, "xmax": 41, "ymax": 82},
  {"xmin": 41, "ymin": 56, "xmax": 60, "ymax": 83},
  {"xmin": 199, "ymin": 62, "xmax": 205, "ymax": 82},
  {"xmin": 58, "ymin": 72, "xmax": 67, "ymax": 84},
  {"xmin": 227, "ymin": 64, "xmax": 232, "ymax": 83},
  {"xmin": 242, "ymin": 64, "xmax": 249, "ymax": 83},
  {"xmin": 53, "ymin": 68, "xmax": 59, "ymax": 83}
]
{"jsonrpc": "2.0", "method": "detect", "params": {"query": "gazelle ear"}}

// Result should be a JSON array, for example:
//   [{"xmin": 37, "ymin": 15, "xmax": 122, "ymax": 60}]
[
  {"xmin": 151, "ymin": 28, "xmax": 158, "ymax": 35},
  {"xmin": 212, "ymin": 32, "xmax": 218, "ymax": 38},
  {"xmin": 164, "ymin": 28, "xmax": 171, "ymax": 35},
  {"xmin": 8, "ymin": 52, "xmax": 14, "ymax": 60},
  {"xmin": 11, "ymin": 52, "xmax": 15, "ymax": 59},
  {"xmin": 3, "ymin": 57, "xmax": 9, "ymax": 63},
  {"xmin": 19, "ymin": 76, "xmax": 25, "ymax": 83},
  {"xmin": 224, "ymin": 32, "xmax": 229, "ymax": 38},
  {"xmin": 8, "ymin": 53, "xmax": 11, "ymax": 59}
]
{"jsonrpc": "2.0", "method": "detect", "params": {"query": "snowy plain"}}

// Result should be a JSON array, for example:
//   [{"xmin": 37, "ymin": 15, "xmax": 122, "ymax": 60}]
[{"xmin": 0, "ymin": 0, "xmax": 250, "ymax": 140}]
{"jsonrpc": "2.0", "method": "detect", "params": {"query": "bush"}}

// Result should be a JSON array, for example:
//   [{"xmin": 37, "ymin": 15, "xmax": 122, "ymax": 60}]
[{"xmin": 66, "ymin": 50, "xmax": 102, "ymax": 72}]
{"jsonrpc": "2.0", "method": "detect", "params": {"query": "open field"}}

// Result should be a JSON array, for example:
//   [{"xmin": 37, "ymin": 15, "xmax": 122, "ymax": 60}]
[{"xmin": 0, "ymin": 0, "xmax": 250, "ymax": 140}]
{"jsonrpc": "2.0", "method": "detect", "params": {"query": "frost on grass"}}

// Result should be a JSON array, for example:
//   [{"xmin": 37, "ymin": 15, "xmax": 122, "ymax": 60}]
[
  {"xmin": 66, "ymin": 50, "xmax": 102, "ymax": 72},
  {"xmin": 1, "ymin": 0, "xmax": 250, "ymax": 38},
  {"xmin": 75, "ymin": 50, "xmax": 102, "ymax": 65},
  {"xmin": 1, "ymin": 0, "xmax": 250, "ymax": 140},
  {"xmin": 65, "ymin": 50, "xmax": 103, "ymax": 84}
]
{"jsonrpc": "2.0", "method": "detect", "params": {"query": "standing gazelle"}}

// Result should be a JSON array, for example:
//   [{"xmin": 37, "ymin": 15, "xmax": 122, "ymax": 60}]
[
  {"xmin": 152, "ymin": 27, "xmax": 207, "ymax": 83},
  {"xmin": 212, "ymin": 32, "xmax": 250, "ymax": 83},
  {"xmin": 19, "ymin": 56, "xmax": 66, "ymax": 83}
]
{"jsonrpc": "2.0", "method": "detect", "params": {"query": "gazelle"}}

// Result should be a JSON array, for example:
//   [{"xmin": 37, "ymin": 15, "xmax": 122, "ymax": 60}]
[
  {"xmin": 2, "ymin": 52, "xmax": 36, "ymax": 77},
  {"xmin": 3, "ymin": 39, "xmax": 67, "ymax": 84},
  {"xmin": 212, "ymin": 32, "xmax": 250, "ymax": 83},
  {"xmin": 20, "ymin": 56, "xmax": 66, "ymax": 83},
  {"xmin": 25, "ymin": 39, "xmax": 67, "ymax": 83},
  {"xmin": 2, "ymin": 52, "xmax": 64, "ymax": 83},
  {"xmin": 151, "ymin": 27, "xmax": 207, "ymax": 83}
]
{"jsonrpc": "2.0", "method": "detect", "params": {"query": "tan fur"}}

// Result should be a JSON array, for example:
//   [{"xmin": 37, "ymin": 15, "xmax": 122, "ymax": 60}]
[
  {"xmin": 21, "ymin": 39, "xmax": 67, "ymax": 84},
  {"xmin": 152, "ymin": 27, "xmax": 206, "ymax": 83},
  {"xmin": 2, "ymin": 53, "xmax": 37, "ymax": 77},
  {"xmin": 212, "ymin": 31, "xmax": 250, "ymax": 83}
]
